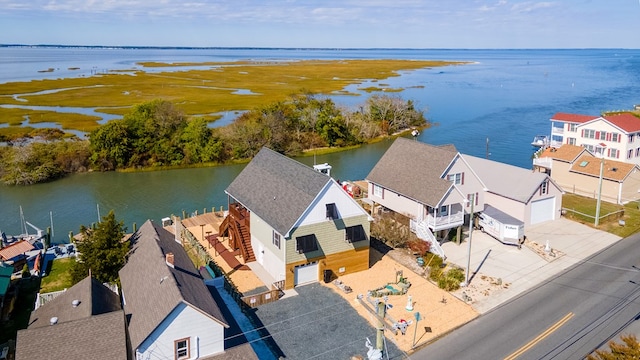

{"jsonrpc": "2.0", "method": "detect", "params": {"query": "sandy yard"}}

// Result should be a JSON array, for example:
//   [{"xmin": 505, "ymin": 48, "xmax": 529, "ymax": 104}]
[{"xmin": 322, "ymin": 248, "xmax": 479, "ymax": 352}]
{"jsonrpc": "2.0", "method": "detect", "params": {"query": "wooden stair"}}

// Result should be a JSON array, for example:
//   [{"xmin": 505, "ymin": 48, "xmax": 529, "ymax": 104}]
[{"xmin": 220, "ymin": 204, "xmax": 255, "ymax": 263}]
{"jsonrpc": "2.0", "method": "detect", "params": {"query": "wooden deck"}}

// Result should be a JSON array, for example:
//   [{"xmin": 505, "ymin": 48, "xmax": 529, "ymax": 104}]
[
  {"xmin": 181, "ymin": 211, "xmax": 226, "ymax": 230},
  {"xmin": 180, "ymin": 211, "xmax": 266, "ymax": 293}
]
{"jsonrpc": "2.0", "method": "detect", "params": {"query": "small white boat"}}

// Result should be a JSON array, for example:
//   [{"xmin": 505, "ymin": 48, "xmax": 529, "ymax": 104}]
[{"xmin": 531, "ymin": 135, "xmax": 549, "ymax": 147}]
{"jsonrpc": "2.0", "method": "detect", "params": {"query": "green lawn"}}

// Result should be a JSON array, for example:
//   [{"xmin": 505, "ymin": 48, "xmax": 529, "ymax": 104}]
[
  {"xmin": 39, "ymin": 257, "xmax": 74, "ymax": 293},
  {"xmin": 562, "ymin": 193, "xmax": 640, "ymax": 238}
]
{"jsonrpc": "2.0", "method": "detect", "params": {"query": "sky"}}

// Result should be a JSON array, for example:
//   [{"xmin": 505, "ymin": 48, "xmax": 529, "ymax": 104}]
[{"xmin": 1, "ymin": 0, "xmax": 639, "ymax": 49}]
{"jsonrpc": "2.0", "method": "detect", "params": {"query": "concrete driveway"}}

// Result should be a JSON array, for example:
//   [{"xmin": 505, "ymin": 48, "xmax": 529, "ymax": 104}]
[{"xmin": 441, "ymin": 218, "xmax": 622, "ymax": 313}]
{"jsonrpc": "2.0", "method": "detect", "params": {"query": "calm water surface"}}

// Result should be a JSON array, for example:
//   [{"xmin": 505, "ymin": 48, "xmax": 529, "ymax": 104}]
[{"xmin": 1, "ymin": 48, "xmax": 639, "ymax": 242}]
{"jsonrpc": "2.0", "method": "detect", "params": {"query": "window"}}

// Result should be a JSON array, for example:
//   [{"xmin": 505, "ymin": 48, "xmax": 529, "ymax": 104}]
[
  {"xmin": 272, "ymin": 231, "xmax": 281, "ymax": 249},
  {"xmin": 599, "ymin": 131, "xmax": 606, "ymax": 140},
  {"xmin": 326, "ymin": 203, "xmax": 338, "ymax": 220},
  {"xmin": 440, "ymin": 206, "xmax": 448, "ymax": 216},
  {"xmin": 630, "ymin": 134, "xmax": 635, "ymax": 143},
  {"xmin": 345, "ymin": 225, "xmax": 366, "ymax": 243},
  {"xmin": 540, "ymin": 181, "xmax": 548, "ymax": 195},
  {"xmin": 584, "ymin": 144, "xmax": 594, "ymax": 152},
  {"xmin": 447, "ymin": 172, "xmax": 463, "ymax": 185},
  {"xmin": 568, "ymin": 123, "xmax": 577, "ymax": 132},
  {"xmin": 610, "ymin": 148, "xmax": 619, "ymax": 159},
  {"xmin": 629, "ymin": 149, "xmax": 634, "ymax": 159},
  {"xmin": 175, "ymin": 338, "xmax": 190, "ymax": 360},
  {"xmin": 611, "ymin": 133, "xmax": 619, "ymax": 142},
  {"xmin": 373, "ymin": 184, "xmax": 383, "ymax": 198},
  {"xmin": 567, "ymin": 137, "xmax": 576, "ymax": 145},
  {"xmin": 636, "ymin": 148, "xmax": 640, "ymax": 157},
  {"xmin": 584, "ymin": 129, "xmax": 596, "ymax": 139},
  {"xmin": 594, "ymin": 146, "xmax": 605, "ymax": 156},
  {"xmin": 296, "ymin": 234, "xmax": 318, "ymax": 253}
]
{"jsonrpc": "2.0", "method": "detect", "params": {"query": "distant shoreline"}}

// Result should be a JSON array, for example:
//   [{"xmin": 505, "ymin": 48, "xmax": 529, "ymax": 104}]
[{"xmin": 1, "ymin": 44, "xmax": 634, "ymax": 51}]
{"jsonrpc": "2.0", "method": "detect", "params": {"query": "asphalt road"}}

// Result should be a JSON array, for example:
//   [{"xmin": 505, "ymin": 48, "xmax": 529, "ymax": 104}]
[{"xmin": 415, "ymin": 232, "xmax": 640, "ymax": 360}]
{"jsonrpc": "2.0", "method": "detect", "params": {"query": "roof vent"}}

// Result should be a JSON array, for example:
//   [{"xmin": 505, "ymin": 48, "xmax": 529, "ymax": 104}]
[
  {"xmin": 50, "ymin": 317, "xmax": 58, "ymax": 325},
  {"xmin": 612, "ymin": 167, "xmax": 618, "ymax": 172},
  {"xmin": 165, "ymin": 253, "xmax": 175, "ymax": 268},
  {"xmin": 72, "ymin": 299, "xmax": 80, "ymax": 307}
]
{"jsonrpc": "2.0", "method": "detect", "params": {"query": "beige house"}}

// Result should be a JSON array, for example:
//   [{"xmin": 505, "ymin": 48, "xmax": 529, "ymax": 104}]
[{"xmin": 534, "ymin": 144, "xmax": 640, "ymax": 204}]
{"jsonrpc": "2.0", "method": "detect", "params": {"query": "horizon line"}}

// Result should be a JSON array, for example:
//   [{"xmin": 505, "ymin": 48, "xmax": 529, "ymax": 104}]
[{"xmin": 1, "ymin": 44, "xmax": 639, "ymax": 51}]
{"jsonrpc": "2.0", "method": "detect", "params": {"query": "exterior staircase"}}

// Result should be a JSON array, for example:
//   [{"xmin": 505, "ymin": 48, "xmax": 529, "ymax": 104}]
[
  {"xmin": 220, "ymin": 204, "xmax": 255, "ymax": 263},
  {"xmin": 413, "ymin": 220, "xmax": 446, "ymax": 260},
  {"xmin": 235, "ymin": 220, "xmax": 255, "ymax": 262}
]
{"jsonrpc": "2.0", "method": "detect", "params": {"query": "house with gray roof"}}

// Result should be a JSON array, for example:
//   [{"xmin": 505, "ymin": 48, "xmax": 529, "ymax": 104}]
[
  {"xmin": 119, "ymin": 220, "xmax": 229, "ymax": 360},
  {"xmin": 367, "ymin": 138, "xmax": 562, "ymax": 255},
  {"xmin": 15, "ymin": 275, "xmax": 129, "ymax": 360},
  {"xmin": 448, "ymin": 153, "xmax": 563, "ymax": 227},
  {"xmin": 366, "ymin": 138, "xmax": 466, "ymax": 257},
  {"xmin": 223, "ymin": 147, "xmax": 372, "ymax": 290}
]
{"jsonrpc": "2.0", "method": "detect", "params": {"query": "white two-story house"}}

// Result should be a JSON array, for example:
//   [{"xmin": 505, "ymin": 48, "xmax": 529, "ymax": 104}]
[{"xmin": 549, "ymin": 112, "xmax": 640, "ymax": 164}]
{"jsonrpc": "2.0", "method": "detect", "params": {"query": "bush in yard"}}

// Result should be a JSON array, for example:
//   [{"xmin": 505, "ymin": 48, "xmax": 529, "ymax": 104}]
[
  {"xmin": 406, "ymin": 239, "xmax": 430, "ymax": 254},
  {"xmin": 438, "ymin": 276, "xmax": 460, "ymax": 291},
  {"xmin": 433, "ymin": 266, "xmax": 466, "ymax": 291},
  {"xmin": 448, "ymin": 267, "xmax": 465, "ymax": 283}
]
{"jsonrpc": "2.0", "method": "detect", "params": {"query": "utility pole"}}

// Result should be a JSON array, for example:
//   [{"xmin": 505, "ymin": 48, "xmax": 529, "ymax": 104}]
[
  {"xmin": 376, "ymin": 301, "xmax": 385, "ymax": 352},
  {"xmin": 595, "ymin": 154, "xmax": 605, "ymax": 227},
  {"xmin": 465, "ymin": 193, "xmax": 475, "ymax": 286}
]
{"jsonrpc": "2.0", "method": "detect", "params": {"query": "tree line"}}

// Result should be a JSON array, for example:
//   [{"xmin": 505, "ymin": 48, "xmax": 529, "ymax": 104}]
[{"xmin": 0, "ymin": 92, "xmax": 427, "ymax": 185}]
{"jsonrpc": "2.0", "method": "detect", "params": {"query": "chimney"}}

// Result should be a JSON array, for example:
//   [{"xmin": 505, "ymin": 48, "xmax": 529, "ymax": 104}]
[{"xmin": 165, "ymin": 253, "xmax": 175, "ymax": 268}]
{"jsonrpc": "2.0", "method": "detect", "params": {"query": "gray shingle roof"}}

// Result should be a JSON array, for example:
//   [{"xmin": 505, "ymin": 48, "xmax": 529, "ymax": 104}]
[
  {"xmin": 461, "ymin": 154, "xmax": 549, "ymax": 203},
  {"xmin": 15, "ymin": 275, "xmax": 128, "ymax": 360},
  {"xmin": 27, "ymin": 275, "xmax": 121, "ymax": 328},
  {"xmin": 119, "ymin": 220, "xmax": 228, "ymax": 350},
  {"xmin": 366, "ymin": 138, "xmax": 458, "ymax": 207},
  {"xmin": 225, "ymin": 147, "xmax": 332, "ymax": 236}
]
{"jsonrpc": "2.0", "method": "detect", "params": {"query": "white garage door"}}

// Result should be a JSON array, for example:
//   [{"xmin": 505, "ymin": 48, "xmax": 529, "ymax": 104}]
[
  {"xmin": 294, "ymin": 262, "xmax": 318, "ymax": 286},
  {"xmin": 531, "ymin": 197, "xmax": 556, "ymax": 224}
]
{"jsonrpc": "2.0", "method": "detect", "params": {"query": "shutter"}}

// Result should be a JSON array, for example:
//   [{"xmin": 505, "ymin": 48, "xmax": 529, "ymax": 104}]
[
  {"xmin": 607, "ymin": 148, "xmax": 611, "ymax": 157},
  {"xmin": 466, "ymin": 194, "xmax": 470, "ymax": 207},
  {"xmin": 475, "ymin": 192, "xmax": 478, "ymax": 206},
  {"xmin": 618, "ymin": 134, "xmax": 621, "ymax": 143},
  {"xmin": 461, "ymin": 172, "xmax": 465, "ymax": 185},
  {"xmin": 581, "ymin": 129, "xmax": 584, "ymax": 137},
  {"xmin": 595, "ymin": 131, "xmax": 600, "ymax": 140}
]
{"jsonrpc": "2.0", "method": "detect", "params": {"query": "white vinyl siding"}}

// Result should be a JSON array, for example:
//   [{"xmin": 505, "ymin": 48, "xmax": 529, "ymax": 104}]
[{"xmin": 137, "ymin": 303, "xmax": 224, "ymax": 360}]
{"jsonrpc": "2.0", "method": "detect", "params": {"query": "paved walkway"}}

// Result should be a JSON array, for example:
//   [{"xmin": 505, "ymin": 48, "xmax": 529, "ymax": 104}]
[{"xmin": 442, "ymin": 218, "xmax": 621, "ymax": 313}]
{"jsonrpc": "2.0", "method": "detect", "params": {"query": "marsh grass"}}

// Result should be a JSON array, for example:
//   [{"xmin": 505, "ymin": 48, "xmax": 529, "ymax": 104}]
[{"xmin": 0, "ymin": 59, "xmax": 464, "ymax": 137}]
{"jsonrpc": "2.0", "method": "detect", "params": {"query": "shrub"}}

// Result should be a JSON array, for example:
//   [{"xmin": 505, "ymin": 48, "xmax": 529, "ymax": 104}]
[
  {"xmin": 448, "ymin": 267, "xmax": 465, "ymax": 283},
  {"xmin": 406, "ymin": 239, "xmax": 430, "ymax": 254}
]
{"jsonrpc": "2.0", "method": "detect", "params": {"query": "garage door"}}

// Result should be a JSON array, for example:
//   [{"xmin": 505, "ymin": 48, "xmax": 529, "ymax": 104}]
[
  {"xmin": 531, "ymin": 197, "xmax": 556, "ymax": 224},
  {"xmin": 294, "ymin": 262, "xmax": 318, "ymax": 286}
]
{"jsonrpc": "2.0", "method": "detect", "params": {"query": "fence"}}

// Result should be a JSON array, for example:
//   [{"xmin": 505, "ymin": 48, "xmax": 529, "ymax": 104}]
[{"xmin": 562, "ymin": 208, "xmax": 624, "ymax": 225}]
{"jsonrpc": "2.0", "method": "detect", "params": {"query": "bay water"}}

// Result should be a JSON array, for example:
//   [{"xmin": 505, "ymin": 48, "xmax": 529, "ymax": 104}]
[{"xmin": 1, "ymin": 47, "xmax": 639, "ymax": 243}]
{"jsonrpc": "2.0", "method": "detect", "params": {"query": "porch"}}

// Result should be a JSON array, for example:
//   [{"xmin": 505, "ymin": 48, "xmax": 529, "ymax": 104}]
[{"xmin": 424, "ymin": 210, "xmax": 465, "ymax": 232}]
